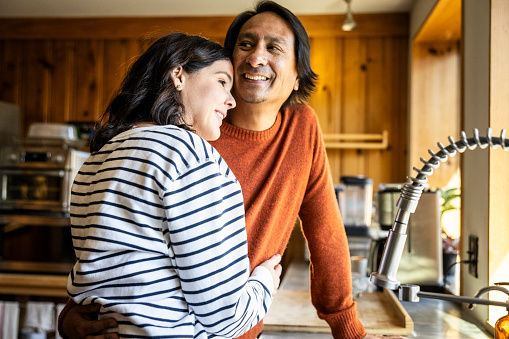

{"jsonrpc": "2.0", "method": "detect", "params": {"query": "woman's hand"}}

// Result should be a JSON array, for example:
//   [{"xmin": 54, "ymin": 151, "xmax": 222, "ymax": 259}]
[
  {"xmin": 257, "ymin": 254, "xmax": 283, "ymax": 294},
  {"xmin": 61, "ymin": 303, "xmax": 119, "ymax": 339}
]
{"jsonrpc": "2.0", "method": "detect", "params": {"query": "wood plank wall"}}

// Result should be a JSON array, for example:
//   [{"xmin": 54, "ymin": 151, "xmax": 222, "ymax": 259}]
[{"xmin": 0, "ymin": 13, "xmax": 409, "ymax": 188}]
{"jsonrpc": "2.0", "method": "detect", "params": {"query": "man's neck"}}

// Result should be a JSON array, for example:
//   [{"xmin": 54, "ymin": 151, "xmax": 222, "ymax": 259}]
[{"xmin": 226, "ymin": 102, "xmax": 280, "ymax": 132}]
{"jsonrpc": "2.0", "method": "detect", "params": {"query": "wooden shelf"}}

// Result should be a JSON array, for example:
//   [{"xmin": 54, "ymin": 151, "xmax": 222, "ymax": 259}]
[
  {"xmin": 0, "ymin": 273, "xmax": 68, "ymax": 297},
  {"xmin": 323, "ymin": 130, "xmax": 389, "ymax": 150},
  {"xmin": 0, "ymin": 214, "xmax": 70, "ymax": 228}
]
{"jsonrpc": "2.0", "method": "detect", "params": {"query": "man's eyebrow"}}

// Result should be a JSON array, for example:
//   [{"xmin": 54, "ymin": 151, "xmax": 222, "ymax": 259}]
[
  {"xmin": 237, "ymin": 32, "xmax": 256, "ymax": 40},
  {"xmin": 237, "ymin": 32, "xmax": 287, "ymax": 45}
]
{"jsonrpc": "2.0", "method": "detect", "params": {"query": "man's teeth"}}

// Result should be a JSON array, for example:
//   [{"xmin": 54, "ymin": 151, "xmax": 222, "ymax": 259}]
[{"xmin": 244, "ymin": 74, "xmax": 268, "ymax": 80}]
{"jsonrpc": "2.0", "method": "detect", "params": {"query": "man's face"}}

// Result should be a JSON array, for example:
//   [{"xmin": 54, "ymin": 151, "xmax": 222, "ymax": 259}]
[{"xmin": 232, "ymin": 11, "xmax": 299, "ymax": 111}]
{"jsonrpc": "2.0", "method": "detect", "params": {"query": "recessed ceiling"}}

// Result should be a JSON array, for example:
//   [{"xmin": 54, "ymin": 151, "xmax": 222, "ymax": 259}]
[{"xmin": 0, "ymin": 0, "xmax": 415, "ymax": 18}]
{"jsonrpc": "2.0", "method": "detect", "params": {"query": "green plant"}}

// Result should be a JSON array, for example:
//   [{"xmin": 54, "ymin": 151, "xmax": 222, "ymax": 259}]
[
  {"xmin": 441, "ymin": 187, "xmax": 460, "ymax": 254},
  {"xmin": 441, "ymin": 188, "xmax": 460, "ymax": 217}
]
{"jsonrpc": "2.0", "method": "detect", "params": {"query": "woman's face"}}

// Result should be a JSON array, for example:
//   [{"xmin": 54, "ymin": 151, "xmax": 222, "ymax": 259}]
[{"xmin": 180, "ymin": 60, "xmax": 236, "ymax": 141}]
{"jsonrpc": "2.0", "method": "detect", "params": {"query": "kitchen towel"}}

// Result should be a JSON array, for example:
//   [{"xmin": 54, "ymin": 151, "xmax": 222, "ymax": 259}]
[
  {"xmin": 23, "ymin": 301, "xmax": 55, "ymax": 333},
  {"xmin": 0, "ymin": 301, "xmax": 20, "ymax": 339}
]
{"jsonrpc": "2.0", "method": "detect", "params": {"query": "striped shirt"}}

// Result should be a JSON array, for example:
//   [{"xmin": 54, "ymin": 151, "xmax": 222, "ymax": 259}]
[{"xmin": 67, "ymin": 125, "xmax": 273, "ymax": 338}]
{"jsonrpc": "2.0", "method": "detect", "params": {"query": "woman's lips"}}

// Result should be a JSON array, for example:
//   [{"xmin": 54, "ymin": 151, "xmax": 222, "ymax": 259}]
[{"xmin": 215, "ymin": 110, "xmax": 226, "ymax": 120}]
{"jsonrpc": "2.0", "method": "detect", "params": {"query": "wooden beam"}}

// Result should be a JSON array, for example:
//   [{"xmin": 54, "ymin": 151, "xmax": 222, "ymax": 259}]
[{"xmin": 0, "ymin": 13, "xmax": 409, "ymax": 40}]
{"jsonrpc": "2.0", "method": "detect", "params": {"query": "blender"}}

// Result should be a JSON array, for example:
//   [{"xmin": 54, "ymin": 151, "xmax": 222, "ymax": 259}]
[{"xmin": 337, "ymin": 176, "xmax": 373, "ymax": 257}]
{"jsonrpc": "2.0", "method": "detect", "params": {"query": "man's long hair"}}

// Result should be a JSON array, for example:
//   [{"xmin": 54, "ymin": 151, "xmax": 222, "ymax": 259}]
[{"xmin": 224, "ymin": 0, "xmax": 318, "ymax": 112}]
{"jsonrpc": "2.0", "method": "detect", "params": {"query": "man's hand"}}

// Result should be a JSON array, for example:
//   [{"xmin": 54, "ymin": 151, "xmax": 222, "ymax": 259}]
[
  {"xmin": 363, "ymin": 334, "xmax": 407, "ymax": 339},
  {"xmin": 61, "ymin": 303, "xmax": 119, "ymax": 339}
]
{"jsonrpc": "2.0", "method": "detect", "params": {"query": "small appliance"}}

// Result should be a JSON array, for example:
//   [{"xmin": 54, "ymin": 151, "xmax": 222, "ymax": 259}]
[{"xmin": 0, "ymin": 123, "xmax": 89, "ymax": 214}]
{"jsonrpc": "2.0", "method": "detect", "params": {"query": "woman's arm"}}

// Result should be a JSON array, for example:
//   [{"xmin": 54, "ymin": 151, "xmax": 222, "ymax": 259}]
[{"xmin": 165, "ymin": 159, "xmax": 277, "ymax": 338}]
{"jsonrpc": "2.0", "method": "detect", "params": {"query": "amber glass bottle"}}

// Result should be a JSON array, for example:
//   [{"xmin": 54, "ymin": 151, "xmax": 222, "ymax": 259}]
[{"xmin": 496, "ymin": 309, "xmax": 509, "ymax": 339}]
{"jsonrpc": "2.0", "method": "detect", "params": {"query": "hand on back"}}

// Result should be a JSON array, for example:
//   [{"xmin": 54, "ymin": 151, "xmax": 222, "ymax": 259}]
[
  {"xmin": 61, "ymin": 303, "xmax": 119, "ymax": 339},
  {"xmin": 257, "ymin": 254, "xmax": 282, "ymax": 294}
]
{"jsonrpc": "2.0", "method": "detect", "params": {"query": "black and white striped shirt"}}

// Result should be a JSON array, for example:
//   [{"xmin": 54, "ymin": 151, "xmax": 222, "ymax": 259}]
[{"xmin": 67, "ymin": 125, "xmax": 273, "ymax": 338}]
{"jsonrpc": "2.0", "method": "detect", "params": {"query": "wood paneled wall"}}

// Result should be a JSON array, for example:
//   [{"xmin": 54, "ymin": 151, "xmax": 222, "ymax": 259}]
[{"xmin": 0, "ymin": 13, "xmax": 409, "ymax": 188}]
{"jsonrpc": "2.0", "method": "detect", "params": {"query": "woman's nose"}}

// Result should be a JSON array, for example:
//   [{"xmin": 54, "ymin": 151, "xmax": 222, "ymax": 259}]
[{"xmin": 226, "ymin": 92, "xmax": 236, "ymax": 109}]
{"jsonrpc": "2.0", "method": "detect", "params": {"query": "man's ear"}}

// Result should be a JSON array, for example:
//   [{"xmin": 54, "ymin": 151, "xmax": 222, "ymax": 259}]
[
  {"xmin": 170, "ymin": 66, "xmax": 184, "ymax": 90},
  {"xmin": 294, "ymin": 78, "xmax": 300, "ymax": 91}
]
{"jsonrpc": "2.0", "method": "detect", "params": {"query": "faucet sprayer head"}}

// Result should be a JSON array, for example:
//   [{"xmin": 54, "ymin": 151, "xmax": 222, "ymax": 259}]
[{"xmin": 370, "ymin": 128, "xmax": 509, "ymax": 290}]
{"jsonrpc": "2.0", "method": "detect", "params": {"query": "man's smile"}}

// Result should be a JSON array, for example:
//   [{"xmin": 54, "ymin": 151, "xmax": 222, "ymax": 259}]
[{"xmin": 243, "ymin": 73, "xmax": 269, "ymax": 81}]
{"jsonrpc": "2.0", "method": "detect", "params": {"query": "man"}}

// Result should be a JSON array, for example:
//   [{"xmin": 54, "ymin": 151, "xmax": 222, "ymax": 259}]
[{"xmin": 60, "ymin": 2, "xmax": 405, "ymax": 339}]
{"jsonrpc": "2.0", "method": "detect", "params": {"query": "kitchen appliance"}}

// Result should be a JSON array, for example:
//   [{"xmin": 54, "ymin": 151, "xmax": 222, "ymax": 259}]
[
  {"xmin": 0, "ymin": 123, "xmax": 89, "ymax": 215},
  {"xmin": 339, "ymin": 175, "xmax": 373, "ymax": 228},
  {"xmin": 0, "ymin": 101, "xmax": 21, "ymax": 146},
  {"xmin": 378, "ymin": 183, "xmax": 404, "ymax": 230},
  {"xmin": 351, "ymin": 255, "xmax": 369, "ymax": 298},
  {"xmin": 337, "ymin": 176, "xmax": 373, "ymax": 259},
  {"xmin": 0, "ymin": 216, "xmax": 76, "ymax": 274},
  {"xmin": 375, "ymin": 184, "xmax": 443, "ymax": 286},
  {"xmin": 397, "ymin": 190, "xmax": 442, "ymax": 286}
]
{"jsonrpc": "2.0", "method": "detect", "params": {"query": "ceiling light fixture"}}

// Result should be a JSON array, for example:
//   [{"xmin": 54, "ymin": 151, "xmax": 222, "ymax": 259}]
[{"xmin": 342, "ymin": 0, "xmax": 358, "ymax": 31}]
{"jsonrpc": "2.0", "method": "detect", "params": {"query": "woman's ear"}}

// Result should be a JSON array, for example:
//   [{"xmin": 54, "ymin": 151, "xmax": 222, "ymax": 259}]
[
  {"xmin": 293, "ymin": 78, "xmax": 300, "ymax": 91},
  {"xmin": 170, "ymin": 66, "xmax": 184, "ymax": 91}
]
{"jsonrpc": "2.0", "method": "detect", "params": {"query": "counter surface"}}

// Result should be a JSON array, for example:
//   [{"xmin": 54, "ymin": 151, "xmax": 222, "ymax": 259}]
[{"xmin": 260, "ymin": 261, "xmax": 493, "ymax": 339}]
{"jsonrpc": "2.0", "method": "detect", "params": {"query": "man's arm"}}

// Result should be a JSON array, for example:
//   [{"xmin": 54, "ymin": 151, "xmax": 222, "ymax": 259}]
[
  {"xmin": 59, "ymin": 300, "xmax": 119, "ymax": 339},
  {"xmin": 297, "ymin": 109, "xmax": 407, "ymax": 339},
  {"xmin": 297, "ymin": 110, "xmax": 366, "ymax": 339}
]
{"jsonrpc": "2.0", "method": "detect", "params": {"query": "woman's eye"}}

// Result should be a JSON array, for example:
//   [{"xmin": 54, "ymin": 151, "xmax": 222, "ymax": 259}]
[{"xmin": 219, "ymin": 79, "xmax": 226, "ymax": 87}]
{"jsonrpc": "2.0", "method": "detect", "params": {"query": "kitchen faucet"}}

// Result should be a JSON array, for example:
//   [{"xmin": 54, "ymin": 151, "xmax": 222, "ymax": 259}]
[
  {"xmin": 370, "ymin": 128, "xmax": 509, "ymax": 311},
  {"xmin": 397, "ymin": 283, "xmax": 509, "ymax": 309},
  {"xmin": 468, "ymin": 283, "xmax": 509, "ymax": 310}
]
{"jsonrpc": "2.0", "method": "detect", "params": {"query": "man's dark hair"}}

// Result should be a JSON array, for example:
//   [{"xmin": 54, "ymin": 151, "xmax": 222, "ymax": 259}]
[{"xmin": 224, "ymin": 0, "xmax": 318, "ymax": 112}]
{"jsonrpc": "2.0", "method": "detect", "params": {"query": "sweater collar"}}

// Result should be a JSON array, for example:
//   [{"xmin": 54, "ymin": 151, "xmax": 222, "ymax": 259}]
[{"xmin": 219, "ymin": 112, "xmax": 282, "ymax": 142}]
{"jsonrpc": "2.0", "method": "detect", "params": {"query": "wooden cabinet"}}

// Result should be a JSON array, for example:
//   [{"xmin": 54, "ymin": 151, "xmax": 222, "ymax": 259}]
[{"xmin": 0, "ymin": 13, "xmax": 409, "ymax": 189}]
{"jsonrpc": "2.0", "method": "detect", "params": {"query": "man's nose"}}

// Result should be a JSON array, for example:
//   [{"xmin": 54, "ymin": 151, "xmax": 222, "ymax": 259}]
[{"xmin": 246, "ymin": 46, "xmax": 268, "ymax": 67}]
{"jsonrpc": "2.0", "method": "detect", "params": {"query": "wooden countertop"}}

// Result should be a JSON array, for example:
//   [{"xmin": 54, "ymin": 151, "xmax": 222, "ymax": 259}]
[
  {"xmin": 260, "ymin": 260, "xmax": 493, "ymax": 339},
  {"xmin": 263, "ymin": 262, "xmax": 413, "ymax": 336}
]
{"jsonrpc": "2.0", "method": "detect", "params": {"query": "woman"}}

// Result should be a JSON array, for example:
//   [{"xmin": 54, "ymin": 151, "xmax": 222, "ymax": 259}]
[{"xmin": 66, "ymin": 32, "xmax": 281, "ymax": 338}]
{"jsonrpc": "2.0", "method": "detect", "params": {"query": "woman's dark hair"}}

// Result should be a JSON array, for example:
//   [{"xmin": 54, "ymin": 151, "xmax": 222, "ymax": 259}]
[
  {"xmin": 224, "ymin": 0, "xmax": 318, "ymax": 112},
  {"xmin": 90, "ymin": 33, "xmax": 231, "ymax": 152}
]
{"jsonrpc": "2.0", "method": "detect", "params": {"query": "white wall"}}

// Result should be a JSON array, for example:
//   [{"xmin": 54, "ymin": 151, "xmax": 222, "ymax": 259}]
[
  {"xmin": 461, "ymin": 0, "xmax": 491, "ymax": 325},
  {"xmin": 409, "ymin": 0, "xmax": 493, "ymax": 327}
]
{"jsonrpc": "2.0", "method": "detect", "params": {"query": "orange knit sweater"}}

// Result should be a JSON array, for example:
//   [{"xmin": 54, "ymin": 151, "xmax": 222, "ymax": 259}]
[
  {"xmin": 210, "ymin": 104, "xmax": 366, "ymax": 339},
  {"xmin": 58, "ymin": 103, "xmax": 366, "ymax": 339}
]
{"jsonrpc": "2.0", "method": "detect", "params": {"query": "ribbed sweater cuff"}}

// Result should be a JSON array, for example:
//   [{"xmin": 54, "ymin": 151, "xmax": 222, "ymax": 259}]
[{"xmin": 318, "ymin": 302, "xmax": 366, "ymax": 339}]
